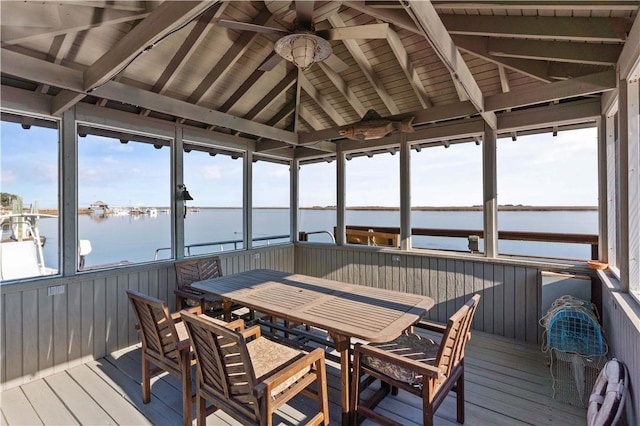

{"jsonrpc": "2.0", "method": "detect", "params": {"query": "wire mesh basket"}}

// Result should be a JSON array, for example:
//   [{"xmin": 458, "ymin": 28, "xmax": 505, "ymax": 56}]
[{"xmin": 547, "ymin": 306, "xmax": 607, "ymax": 356}]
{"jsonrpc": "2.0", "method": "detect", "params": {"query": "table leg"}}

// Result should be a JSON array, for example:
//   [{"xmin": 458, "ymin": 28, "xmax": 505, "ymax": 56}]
[{"xmin": 331, "ymin": 333, "xmax": 351, "ymax": 425}]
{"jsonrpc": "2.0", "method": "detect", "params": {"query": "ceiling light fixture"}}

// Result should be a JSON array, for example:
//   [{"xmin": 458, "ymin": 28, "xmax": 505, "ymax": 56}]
[{"xmin": 274, "ymin": 33, "xmax": 332, "ymax": 71}]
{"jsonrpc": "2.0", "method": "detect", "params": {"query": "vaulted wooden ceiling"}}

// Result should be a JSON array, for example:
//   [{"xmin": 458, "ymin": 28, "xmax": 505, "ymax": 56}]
[{"xmin": 1, "ymin": 1, "xmax": 637, "ymax": 158}]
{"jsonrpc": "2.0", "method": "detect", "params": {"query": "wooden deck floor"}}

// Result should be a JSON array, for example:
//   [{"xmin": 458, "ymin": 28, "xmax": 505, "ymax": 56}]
[{"xmin": 2, "ymin": 329, "xmax": 587, "ymax": 425}]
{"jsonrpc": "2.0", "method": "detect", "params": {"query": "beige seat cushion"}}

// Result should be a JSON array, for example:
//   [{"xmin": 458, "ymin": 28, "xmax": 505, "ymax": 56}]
[
  {"xmin": 362, "ymin": 333, "xmax": 441, "ymax": 385},
  {"xmin": 248, "ymin": 337, "xmax": 310, "ymax": 397}
]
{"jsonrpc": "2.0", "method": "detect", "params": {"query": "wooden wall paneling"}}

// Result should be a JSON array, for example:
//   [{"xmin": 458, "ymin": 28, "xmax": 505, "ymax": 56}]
[
  {"xmin": 463, "ymin": 260, "xmax": 474, "ymax": 308},
  {"xmin": 525, "ymin": 267, "xmax": 541, "ymax": 343},
  {"xmin": 442, "ymin": 258, "xmax": 453, "ymax": 322},
  {"xmin": 93, "ymin": 277, "xmax": 107, "ymax": 360},
  {"xmin": 1, "ymin": 293, "xmax": 5, "ymax": 384},
  {"xmin": 158, "ymin": 267, "xmax": 169, "ymax": 306},
  {"xmin": 105, "ymin": 275, "xmax": 118, "ymax": 355},
  {"xmin": 67, "ymin": 282, "xmax": 82, "ymax": 368},
  {"xmin": 428, "ymin": 257, "xmax": 439, "ymax": 321},
  {"xmin": 37, "ymin": 287, "xmax": 54, "ymax": 378},
  {"xmin": 147, "ymin": 269, "xmax": 159, "ymax": 299},
  {"xmin": 482, "ymin": 262, "xmax": 494, "ymax": 334},
  {"xmin": 455, "ymin": 259, "xmax": 466, "ymax": 311},
  {"xmin": 52, "ymin": 290, "xmax": 68, "ymax": 373},
  {"xmin": 493, "ymin": 264, "xmax": 505, "ymax": 337},
  {"xmin": 514, "ymin": 266, "xmax": 527, "ymax": 341},
  {"xmin": 116, "ymin": 275, "xmax": 129, "ymax": 350},
  {"xmin": 503, "ymin": 265, "xmax": 516, "ymax": 339},
  {"xmin": 127, "ymin": 272, "xmax": 140, "ymax": 346},
  {"xmin": 80, "ymin": 280, "xmax": 95, "ymax": 363},
  {"xmin": 472, "ymin": 261, "xmax": 485, "ymax": 332},
  {"xmin": 4, "ymin": 293, "xmax": 23, "ymax": 384},
  {"xmin": 22, "ymin": 289, "xmax": 38, "ymax": 379}
]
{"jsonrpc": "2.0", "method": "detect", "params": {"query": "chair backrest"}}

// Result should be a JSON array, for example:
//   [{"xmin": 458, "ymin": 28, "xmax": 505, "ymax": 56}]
[
  {"xmin": 181, "ymin": 311, "xmax": 261, "ymax": 423},
  {"xmin": 435, "ymin": 294, "xmax": 480, "ymax": 379},
  {"xmin": 126, "ymin": 289, "xmax": 183, "ymax": 371},
  {"xmin": 175, "ymin": 256, "xmax": 223, "ymax": 290}
]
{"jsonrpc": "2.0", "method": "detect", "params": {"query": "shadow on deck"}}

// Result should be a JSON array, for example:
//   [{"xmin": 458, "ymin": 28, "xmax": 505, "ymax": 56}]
[{"xmin": 1, "ymin": 329, "xmax": 586, "ymax": 425}]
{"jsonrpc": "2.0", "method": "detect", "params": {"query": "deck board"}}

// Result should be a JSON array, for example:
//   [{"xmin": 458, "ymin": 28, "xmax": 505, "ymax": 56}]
[{"xmin": 1, "ymin": 330, "xmax": 587, "ymax": 426}]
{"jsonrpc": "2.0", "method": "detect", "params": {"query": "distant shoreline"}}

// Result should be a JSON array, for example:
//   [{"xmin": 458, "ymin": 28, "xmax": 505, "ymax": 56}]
[{"xmin": 33, "ymin": 205, "xmax": 598, "ymax": 215}]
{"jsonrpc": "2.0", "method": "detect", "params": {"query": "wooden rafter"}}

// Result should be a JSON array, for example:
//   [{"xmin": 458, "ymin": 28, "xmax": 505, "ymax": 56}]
[
  {"xmin": 327, "ymin": 13, "xmax": 400, "ymax": 115},
  {"xmin": 317, "ymin": 62, "xmax": 367, "ymax": 117},
  {"xmin": 299, "ymin": 74, "xmax": 347, "ymax": 126},
  {"xmin": 404, "ymin": 0, "xmax": 497, "ymax": 129}
]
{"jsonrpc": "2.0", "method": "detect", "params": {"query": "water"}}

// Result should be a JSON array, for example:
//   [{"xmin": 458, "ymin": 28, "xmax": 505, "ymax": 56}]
[{"xmin": 37, "ymin": 208, "xmax": 598, "ymax": 270}]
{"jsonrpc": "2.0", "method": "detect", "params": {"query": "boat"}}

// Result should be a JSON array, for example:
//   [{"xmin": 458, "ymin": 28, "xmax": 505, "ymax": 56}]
[{"xmin": 0, "ymin": 212, "xmax": 58, "ymax": 280}]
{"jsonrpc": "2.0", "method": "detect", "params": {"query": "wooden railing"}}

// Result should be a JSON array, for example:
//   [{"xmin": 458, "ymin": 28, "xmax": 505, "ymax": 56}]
[{"xmin": 299, "ymin": 225, "xmax": 599, "ymax": 260}]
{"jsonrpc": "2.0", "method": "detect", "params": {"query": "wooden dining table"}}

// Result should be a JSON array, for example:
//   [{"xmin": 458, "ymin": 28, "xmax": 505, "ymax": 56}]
[{"xmin": 191, "ymin": 268, "xmax": 435, "ymax": 425}]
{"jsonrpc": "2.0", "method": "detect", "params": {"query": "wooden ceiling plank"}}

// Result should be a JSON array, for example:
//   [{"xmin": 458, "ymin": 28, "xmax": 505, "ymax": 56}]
[
  {"xmin": 217, "ymin": 56, "xmax": 275, "ymax": 113},
  {"xmin": 386, "ymin": 28, "xmax": 433, "ymax": 109},
  {"xmin": 440, "ymin": 15, "xmax": 631, "ymax": 43},
  {"xmin": 404, "ymin": 0, "xmax": 497, "ymax": 129},
  {"xmin": 152, "ymin": 3, "xmax": 226, "ymax": 96},
  {"xmin": 300, "ymin": 74, "xmax": 348, "ymax": 126},
  {"xmin": 2, "ymin": 8, "xmax": 150, "ymax": 45},
  {"xmin": 328, "ymin": 14, "xmax": 400, "ymax": 115},
  {"xmin": 487, "ymin": 38, "xmax": 622, "ymax": 66},
  {"xmin": 83, "ymin": 1, "xmax": 215, "ymax": 92},
  {"xmin": 317, "ymin": 62, "xmax": 367, "ymax": 117},
  {"xmin": 265, "ymin": 99, "xmax": 296, "ymax": 127},
  {"xmin": 186, "ymin": 6, "xmax": 273, "ymax": 105}
]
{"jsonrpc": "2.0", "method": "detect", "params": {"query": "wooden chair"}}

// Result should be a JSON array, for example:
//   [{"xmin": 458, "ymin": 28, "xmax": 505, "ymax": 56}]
[
  {"xmin": 174, "ymin": 256, "xmax": 224, "ymax": 312},
  {"xmin": 350, "ymin": 294, "xmax": 481, "ymax": 426},
  {"xmin": 180, "ymin": 310, "xmax": 330, "ymax": 426},
  {"xmin": 126, "ymin": 289, "xmax": 246, "ymax": 426}
]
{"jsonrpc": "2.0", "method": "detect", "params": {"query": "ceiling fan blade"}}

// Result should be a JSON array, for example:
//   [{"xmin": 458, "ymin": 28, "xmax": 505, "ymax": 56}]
[
  {"xmin": 324, "ymin": 54, "xmax": 349, "ymax": 74},
  {"xmin": 259, "ymin": 53, "xmax": 284, "ymax": 72},
  {"xmin": 294, "ymin": 0, "xmax": 314, "ymax": 29},
  {"xmin": 217, "ymin": 19, "xmax": 289, "ymax": 36},
  {"xmin": 316, "ymin": 23, "xmax": 390, "ymax": 41}
]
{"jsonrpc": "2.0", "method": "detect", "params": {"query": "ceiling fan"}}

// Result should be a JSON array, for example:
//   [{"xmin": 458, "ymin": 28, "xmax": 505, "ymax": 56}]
[{"xmin": 217, "ymin": 1, "xmax": 390, "ymax": 72}]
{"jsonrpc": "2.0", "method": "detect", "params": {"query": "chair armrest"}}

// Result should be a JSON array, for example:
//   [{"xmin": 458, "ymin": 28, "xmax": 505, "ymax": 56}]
[
  {"xmin": 354, "ymin": 342, "xmax": 442, "ymax": 380},
  {"xmin": 174, "ymin": 288, "xmax": 205, "ymax": 301},
  {"xmin": 200, "ymin": 316, "xmax": 246, "ymax": 332},
  {"xmin": 171, "ymin": 306, "xmax": 202, "ymax": 321},
  {"xmin": 415, "ymin": 320, "xmax": 447, "ymax": 334},
  {"xmin": 260, "ymin": 347, "xmax": 325, "ymax": 392},
  {"xmin": 240, "ymin": 325, "xmax": 262, "ymax": 340}
]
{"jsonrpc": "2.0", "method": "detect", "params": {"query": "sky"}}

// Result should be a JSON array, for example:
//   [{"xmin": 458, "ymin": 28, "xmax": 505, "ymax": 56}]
[{"xmin": 1, "ymin": 121, "xmax": 598, "ymax": 209}]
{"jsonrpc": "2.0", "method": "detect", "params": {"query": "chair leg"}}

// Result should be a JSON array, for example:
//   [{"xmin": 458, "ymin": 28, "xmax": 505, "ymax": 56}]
[
  {"xmin": 141, "ymin": 356, "xmax": 151, "ymax": 404},
  {"xmin": 350, "ymin": 352, "xmax": 361, "ymax": 425},
  {"xmin": 180, "ymin": 351, "xmax": 192, "ymax": 426},
  {"xmin": 196, "ymin": 393, "xmax": 207, "ymax": 426},
  {"xmin": 456, "ymin": 369, "xmax": 465, "ymax": 424},
  {"xmin": 316, "ymin": 358, "xmax": 330, "ymax": 424}
]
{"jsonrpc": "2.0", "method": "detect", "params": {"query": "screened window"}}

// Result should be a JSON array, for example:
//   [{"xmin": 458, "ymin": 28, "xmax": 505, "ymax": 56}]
[
  {"xmin": 410, "ymin": 141, "xmax": 483, "ymax": 252},
  {"xmin": 77, "ymin": 127, "xmax": 171, "ymax": 267},
  {"xmin": 252, "ymin": 156, "xmax": 290, "ymax": 246},
  {"xmin": 298, "ymin": 159, "xmax": 336, "ymax": 244},
  {"xmin": 345, "ymin": 150, "xmax": 399, "ymax": 246},
  {"xmin": 1, "ymin": 114, "xmax": 60, "ymax": 281},
  {"xmin": 183, "ymin": 144, "xmax": 244, "ymax": 254},
  {"xmin": 497, "ymin": 128, "xmax": 598, "ymax": 260}
]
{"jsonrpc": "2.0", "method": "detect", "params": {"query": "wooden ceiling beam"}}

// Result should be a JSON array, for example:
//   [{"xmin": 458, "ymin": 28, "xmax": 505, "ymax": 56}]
[
  {"xmin": 486, "ymin": 70, "xmax": 616, "ymax": 112},
  {"xmin": 386, "ymin": 27, "xmax": 433, "ymax": 109},
  {"xmin": 344, "ymin": 1, "xmax": 420, "ymax": 34},
  {"xmin": 299, "ymin": 74, "xmax": 348, "ymax": 126},
  {"xmin": 485, "ymin": 37, "xmax": 622, "ymax": 66},
  {"xmin": 404, "ymin": 0, "xmax": 497, "ymax": 129},
  {"xmin": 327, "ymin": 13, "xmax": 400, "ymax": 115},
  {"xmin": 84, "ymin": 1, "xmax": 215, "ymax": 92},
  {"xmin": 218, "ymin": 53, "xmax": 279, "ymax": 114},
  {"xmin": 440, "ymin": 15, "xmax": 631, "ymax": 42},
  {"xmin": 0, "ymin": 49, "xmax": 297, "ymax": 143},
  {"xmin": 618, "ymin": 12, "xmax": 640, "ymax": 80},
  {"xmin": 317, "ymin": 62, "xmax": 367, "ymax": 117},
  {"xmin": 299, "ymin": 104, "xmax": 326, "ymax": 131},
  {"xmin": 498, "ymin": 98, "xmax": 600, "ymax": 133},
  {"xmin": 264, "ymin": 98, "xmax": 296, "ymax": 128}
]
